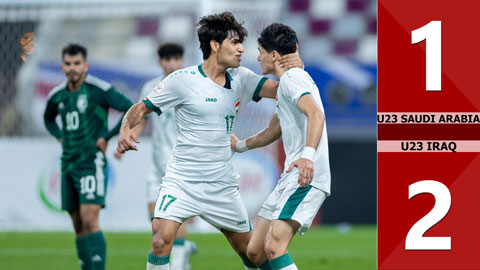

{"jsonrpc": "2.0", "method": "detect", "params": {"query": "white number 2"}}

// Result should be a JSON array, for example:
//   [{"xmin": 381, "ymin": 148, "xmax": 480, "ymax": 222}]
[
  {"xmin": 411, "ymin": 21, "xmax": 442, "ymax": 91},
  {"xmin": 406, "ymin": 180, "xmax": 451, "ymax": 250}
]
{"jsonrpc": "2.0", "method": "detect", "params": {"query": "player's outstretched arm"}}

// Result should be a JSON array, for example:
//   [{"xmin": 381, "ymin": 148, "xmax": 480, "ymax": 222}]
[
  {"xmin": 117, "ymin": 101, "xmax": 152, "ymax": 153},
  {"xmin": 286, "ymin": 94, "xmax": 325, "ymax": 187},
  {"xmin": 114, "ymin": 119, "xmax": 146, "ymax": 159},
  {"xmin": 232, "ymin": 114, "xmax": 282, "ymax": 152}
]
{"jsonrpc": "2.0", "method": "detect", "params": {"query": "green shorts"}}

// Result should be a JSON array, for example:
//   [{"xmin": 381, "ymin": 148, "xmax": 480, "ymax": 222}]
[{"xmin": 61, "ymin": 152, "xmax": 108, "ymax": 211}]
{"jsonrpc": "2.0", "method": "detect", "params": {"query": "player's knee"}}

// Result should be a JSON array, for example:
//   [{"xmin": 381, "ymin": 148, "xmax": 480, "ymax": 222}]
[
  {"xmin": 246, "ymin": 244, "xmax": 264, "ymax": 265},
  {"xmin": 72, "ymin": 220, "xmax": 83, "ymax": 234},
  {"xmin": 151, "ymin": 233, "xmax": 174, "ymax": 255},
  {"xmin": 264, "ymin": 234, "xmax": 282, "ymax": 259},
  {"xmin": 233, "ymin": 239, "xmax": 249, "ymax": 257},
  {"xmin": 81, "ymin": 215, "xmax": 99, "ymax": 233}
]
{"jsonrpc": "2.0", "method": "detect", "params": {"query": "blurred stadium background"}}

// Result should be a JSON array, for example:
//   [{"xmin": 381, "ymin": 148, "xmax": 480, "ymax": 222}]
[{"xmin": 0, "ymin": 0, "xmax": 376, "ymax": 268}]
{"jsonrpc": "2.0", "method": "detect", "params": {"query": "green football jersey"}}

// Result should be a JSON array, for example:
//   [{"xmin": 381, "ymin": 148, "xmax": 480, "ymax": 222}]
[{"xmin": 44, "ymin": 74, "xmax": 133, "ymax": 169}]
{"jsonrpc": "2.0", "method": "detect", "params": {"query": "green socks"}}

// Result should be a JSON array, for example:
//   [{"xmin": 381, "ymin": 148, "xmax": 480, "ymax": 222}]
[
  {"xmin": 75, "ymin": 231, "xmax": 106, "ymax": 270},
  {"xmin": 75, "ymin": 235, "xmax": 91, "ymax": 270},
  {"xmin": 259, "ymin": 260, "xmax": 272, "ymax": 270},
  {"xmin": 269, "ymin": 253, "xmax": 296, "ymax": 270},
  {"xmin": 89, "ymin": 231, "xmax": 106, "ymax": 270}
]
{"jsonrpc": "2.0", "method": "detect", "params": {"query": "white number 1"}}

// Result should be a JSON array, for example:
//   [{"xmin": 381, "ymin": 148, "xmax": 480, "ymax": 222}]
[{"xmin": 411, "ymin": 21, "xmax": 442, "ymax": 91}]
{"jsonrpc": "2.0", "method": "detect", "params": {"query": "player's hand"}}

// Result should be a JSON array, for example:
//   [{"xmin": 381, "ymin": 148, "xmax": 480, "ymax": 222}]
[
  {"xmin": 286, "ymin": 158, "xmax": 314, "ymax": 187},
  {"xmin": 117, "ymin": 127, "xmax": 140, "ymax": 153},
  {"xmin": 114, "ymin": 151, "xmax": 124, "ymax": 160},
  {"xmin": 278, "ymin": 50, "xmax": 303, "ymax": 70},
  {"xmin": 96, "ymin": 137, "xmax": 108, "ymax": 154},
  {"xmin": 230, "ymin": 133, "xmax": 239, "ymax": 152}
]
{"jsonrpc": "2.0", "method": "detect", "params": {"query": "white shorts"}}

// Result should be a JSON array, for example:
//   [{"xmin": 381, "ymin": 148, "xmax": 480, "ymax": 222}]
[
  {"xmin": 258, "ymin": 175, "xmax": 327, "ymax": 235},
  {"xmin": 153, "ymin": 177, "xmax": 252, "ymax": 233}
]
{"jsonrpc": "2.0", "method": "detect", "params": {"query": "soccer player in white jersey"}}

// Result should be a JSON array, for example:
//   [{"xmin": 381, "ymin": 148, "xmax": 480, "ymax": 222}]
[
  {"xmin": 231, "ymin": 23, "xmax": 331, "ymax": 270},
  {"xmin": 116, "ymin": 12, "xmax": 303, "ymax": 270},
  {"xmin": 116, "ymin": 43, "xmax": 197, "ymax": 270}
]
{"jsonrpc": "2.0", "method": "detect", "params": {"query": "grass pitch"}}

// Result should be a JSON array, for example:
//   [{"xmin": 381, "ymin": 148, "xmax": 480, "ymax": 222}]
[{"xmin": 0, "ymin": 225, "xmax": 376, "ymax": 269}]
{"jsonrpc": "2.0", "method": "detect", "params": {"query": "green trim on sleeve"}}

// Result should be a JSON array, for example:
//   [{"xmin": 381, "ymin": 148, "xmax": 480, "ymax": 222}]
[
  {"xmin": 300, "ymin": 91, "xmax": 311, "ymax": 98},
  {"xmin": 295, "ymin": 91, "xmax": 312, "ymax": 105},
  {"xmin": 252, "ymin": 77, "xmax": 268, "ymax": 102},
  {"xmin": 143, "ymin": 98, "xmax": 162, "ymax": 115}
]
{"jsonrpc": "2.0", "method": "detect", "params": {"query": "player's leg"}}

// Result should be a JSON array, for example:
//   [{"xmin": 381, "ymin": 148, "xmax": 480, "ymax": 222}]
[
  {"xmin": 147, "ymin": 173, "xmax": 196, "ymax": 270},
  {"xmin": 170, "ymin": 223, "xmax": 198, "ymax": 270},
  {"xmin": 80, "ymin": 204, "xmax": 105, "ymax": 270},
  {"xmin": 246, "ymin": 217, "xmax": 271, "ymax": 270},
  {"xmin": 75, "ymin": 152, "xmax": 109, "ymax": 270},
  {"xmin": 221, "ymin": 229, "xmax": 256, "ymax": 269},
  {"xmin": 148, "ymin": 178, "xmax": 201, "ymax": 270},
  {"xmin": 148, "ymin": 218, "xmax": 181, "ymax": 270},
  {"xmin": 246, "ymin": 182, "xmax": 283, "ymax": 270},
  {"xmin": 62, "ymin": 170, "xmax": 92, "ymax": 270},
  {"xmin": 201, "ymin": 181, "xmax": 257, "ymax": 269},
  {"xmin": 264, "ymin": 219, "xmax": 299, "ymax": 270},
  {"xmin": 266, "ymin": 182, "xmax": 327, "ymax": 270}
]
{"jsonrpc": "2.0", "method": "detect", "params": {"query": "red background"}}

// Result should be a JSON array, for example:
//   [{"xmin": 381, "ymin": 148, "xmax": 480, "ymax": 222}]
[{"xmin": 378, "ymin": 0, "xmax": 480, "ymax": 268}]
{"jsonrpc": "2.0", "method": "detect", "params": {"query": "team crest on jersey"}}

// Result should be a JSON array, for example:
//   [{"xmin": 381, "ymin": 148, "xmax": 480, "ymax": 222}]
[
  {"xmin": 235, "ymin": 100, "xmax": 240, "ymax": 113},
  {"xmin": 154, "ymin": 83, "xmax": 164, "ymax": 95},
  {"xmin": 77, "ymin": 94, "xmax": 88, "ymax": 113},
  {"xmin": 58, "ymin": 102, "xmax": 64, "ymax": 110},
  {"xmin": 275, "ymin": 96, "xmax": 279, "ymax": 108}
]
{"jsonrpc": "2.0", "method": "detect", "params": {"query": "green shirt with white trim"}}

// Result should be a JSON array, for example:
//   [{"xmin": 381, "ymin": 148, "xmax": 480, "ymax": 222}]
[{"xmin": 44, "ymin": 74, "xmax": 133, "ymax": 171}]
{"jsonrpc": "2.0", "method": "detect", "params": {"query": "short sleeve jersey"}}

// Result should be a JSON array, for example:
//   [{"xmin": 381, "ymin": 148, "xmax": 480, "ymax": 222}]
[
  {"xmin": 138, "ymin": 76, "xmax": 176, "ymax": 176},
  {"xmin": 143, "ymin": 64, "xmax": 266, "ymax": 181},
  {"xmin": 43, "ymin": 75, "xmax": 133, "ymax": 170},
  {"xmin": 277, "ymin": 68, "xmax": 331, "ymax": 194}
]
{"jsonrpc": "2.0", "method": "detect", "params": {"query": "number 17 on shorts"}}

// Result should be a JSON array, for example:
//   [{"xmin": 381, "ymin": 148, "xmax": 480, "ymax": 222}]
[{"xmin": 378, "ymin": 0, "xmax": 480, "ymax": 269}]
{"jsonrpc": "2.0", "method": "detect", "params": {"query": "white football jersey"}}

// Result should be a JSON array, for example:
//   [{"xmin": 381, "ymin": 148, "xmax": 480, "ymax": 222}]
[
  {"xmin": 276, "ymin": 67, "xmax": 331, "ymax": 194},
  {"xmin": 139, "ymin": 76, "xmax": 176, "ymax": 177},
  {"xmin": 144, "ymin": 64, "xmax": 266, "ymax": 181}
]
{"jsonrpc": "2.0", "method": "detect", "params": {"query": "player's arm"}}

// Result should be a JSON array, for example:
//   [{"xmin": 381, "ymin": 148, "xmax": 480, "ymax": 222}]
[
  {"xmin": 117, "ymin": 101, "xmax": 152, "ymax": 153},
  {"xmin": 43, "ymin": 99, "xmax": 62, "ymax": 143},
  {"xmin": 286, "ymin": 94, "xmax": 325, "ymax": 187},
  {"xmin": 231, "ymin": 114, "xmax": 282, "ymax": 152},
  {"xmin": 258, "ymin": 51, "xmax": 304, "ymax": 99},
  {"xmin": 101, "ymin": 88, "xmax": 134, "ymax": 141},
  {"xmin": 95, "ymin": 88, "xmax": 134, "ymax": 153}
]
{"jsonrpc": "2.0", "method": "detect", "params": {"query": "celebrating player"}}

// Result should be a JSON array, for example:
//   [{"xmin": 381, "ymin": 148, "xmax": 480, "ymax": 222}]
[
  {"xmin": 231, "ymin": 23, "xmax": 331, "ymax": 270},
  {"xmin": 116, "ymin": 42, "xmax": 197, "ymax": 270},
  {"xmin": 116, "ymin": 12, "xmax": 302, "ymax": 270},
  {"xmin": 43, "ymin": 44, "xmax": 133, "ymax": 270}
]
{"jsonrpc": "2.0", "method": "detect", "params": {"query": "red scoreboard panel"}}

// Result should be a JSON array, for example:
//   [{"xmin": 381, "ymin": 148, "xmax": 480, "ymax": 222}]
[{"xmin": 378, "ymin": 0, "xmax": 480, "ymax": 269}]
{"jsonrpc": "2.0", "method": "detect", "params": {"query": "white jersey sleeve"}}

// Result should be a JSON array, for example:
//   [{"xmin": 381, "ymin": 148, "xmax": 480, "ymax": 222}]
[
  {"xmin": 139, "ymin": 76, "xmax": 164, "ymax": 118},
  {"xmin": 281, "ymin": 71, "xmax": 315, "ymax": 106},
  {"xmin": 143, "ymin": 73, "xmax": 193, "ymax": 115},
  {"xmin": 234, "ymin": 67, "xmax": 267, "ymax": 106}
]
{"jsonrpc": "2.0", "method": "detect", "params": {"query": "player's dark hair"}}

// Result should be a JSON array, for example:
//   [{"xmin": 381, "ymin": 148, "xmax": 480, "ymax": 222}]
[
  {"xmin": 62, "ymin": 43, "xmax": 87, "ymax": 60},
  {"xmin": 258, "ymin": 23, "xmax": 298, "ymax": 56},
  {"xmin": 197, "ymin": 11, "xmax": 248, "ymax": 60},
  {"xmin": 157, "ymin": 42, "xmax": 184, "ymax": 60}
]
